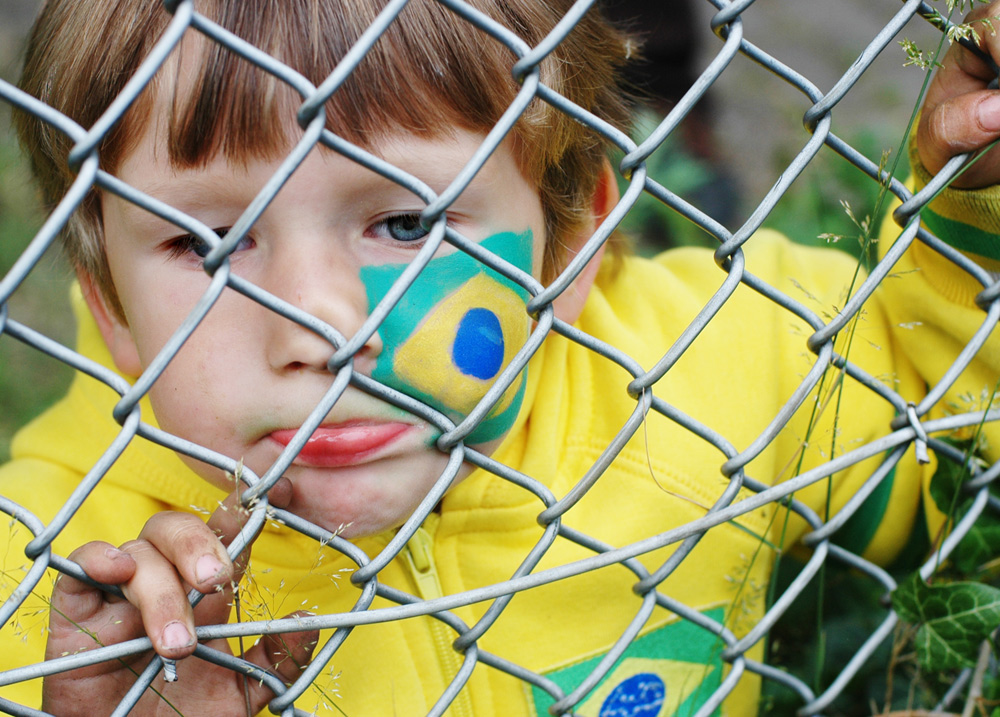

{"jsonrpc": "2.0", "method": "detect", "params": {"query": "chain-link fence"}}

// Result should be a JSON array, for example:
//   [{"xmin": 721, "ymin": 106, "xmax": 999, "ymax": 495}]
[{"xmin": 1, "ymin": 0, "xmax": 999, "ymax": 715}]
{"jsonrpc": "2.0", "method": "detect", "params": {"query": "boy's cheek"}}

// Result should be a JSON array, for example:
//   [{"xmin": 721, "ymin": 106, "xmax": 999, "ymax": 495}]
[{"xmin": 361, "ymin": 231, "xmax": 534, "ymax": 444}]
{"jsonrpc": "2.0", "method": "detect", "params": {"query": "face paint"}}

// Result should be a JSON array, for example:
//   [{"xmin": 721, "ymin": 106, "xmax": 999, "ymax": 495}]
[{"xmin": 359, "ymin": 230, "xmax": 533, "ymax": 444}]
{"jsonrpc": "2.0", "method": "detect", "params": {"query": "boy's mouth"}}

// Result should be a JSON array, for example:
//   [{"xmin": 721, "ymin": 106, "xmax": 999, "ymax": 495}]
[{"xmin": 268, "ymin": 422, "xmax": 416, "ymax": 467}]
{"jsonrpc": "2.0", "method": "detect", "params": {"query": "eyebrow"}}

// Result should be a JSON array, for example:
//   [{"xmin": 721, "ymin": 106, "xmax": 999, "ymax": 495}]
[
  {"xmin": 107, "ymin": 136, "xmax": 493, "ymax": 235},
  {"xmin": 110, "ymin": 184, "xmax": 226, "ymax": 234}
]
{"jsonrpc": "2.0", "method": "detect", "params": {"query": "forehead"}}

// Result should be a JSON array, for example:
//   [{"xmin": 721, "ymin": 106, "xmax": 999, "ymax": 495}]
[
  {"xmin": 121, "ymin": 57, "xmax": 523, "ymax": 202},
  {"xmin": 117, "ymin": 112, "xmax": 489, "ymax": 207}
]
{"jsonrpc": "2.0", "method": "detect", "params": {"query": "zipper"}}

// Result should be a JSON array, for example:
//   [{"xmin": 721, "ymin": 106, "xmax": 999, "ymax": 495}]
[
  {"xmin": 403, "ymin": 526, "xmax": 445, "ymax": 601},
  {"xmin": 402, "ymin": 522, "xmax": 475, "ymax": 717}
]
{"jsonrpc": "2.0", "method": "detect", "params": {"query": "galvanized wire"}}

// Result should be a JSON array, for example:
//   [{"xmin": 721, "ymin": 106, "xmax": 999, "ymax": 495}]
[{"xmin": 1, "ymin": 0, "xmax": 999, "ymax": 715}]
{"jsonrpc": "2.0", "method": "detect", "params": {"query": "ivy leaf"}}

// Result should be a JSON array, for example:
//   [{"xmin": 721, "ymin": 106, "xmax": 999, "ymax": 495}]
[
  {"xmin": 928, "ymin": 452, "xmax": 1000, "ymax": 574},
  {"xmin": 891, "ymin": 573, "xmax": 1000, "ymax": 671},
  {"xmin": 952, "ymin": 522, "xmax": 1000, "ymax": 574},
  {"xmin": 928, "ymin": 451, "xmax": 968, "ymax": 515}
]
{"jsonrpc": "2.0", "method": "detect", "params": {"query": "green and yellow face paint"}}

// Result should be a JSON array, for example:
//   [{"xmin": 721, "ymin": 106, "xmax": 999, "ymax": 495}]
[{"xmin": 359, "ymin": 230, "xmax": 533, "ymax": 444}]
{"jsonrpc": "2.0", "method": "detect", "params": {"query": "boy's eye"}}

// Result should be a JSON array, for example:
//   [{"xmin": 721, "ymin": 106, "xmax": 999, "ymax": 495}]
[
  {"xmin": 377, "ymin": 214, "xmax": 430, "ymax": 243},
  {"xmin": 166, "ymin": 228, "xmax": 253, "ymax": 259}
]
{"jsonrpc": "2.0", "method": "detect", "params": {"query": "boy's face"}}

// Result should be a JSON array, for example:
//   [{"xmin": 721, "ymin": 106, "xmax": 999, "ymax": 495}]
[{"xmin": 93, "ymin": 122, "xmax": 553, "ymax": 538}]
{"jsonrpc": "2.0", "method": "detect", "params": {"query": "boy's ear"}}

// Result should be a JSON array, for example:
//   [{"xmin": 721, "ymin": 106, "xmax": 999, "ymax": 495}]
[
  {"xmin": 78, "ymin": 269, "xmax": 143, "ymax": 377},
  {"xmin": 551, "ymin": 159, "xmax": 620, "ymax": 324}
]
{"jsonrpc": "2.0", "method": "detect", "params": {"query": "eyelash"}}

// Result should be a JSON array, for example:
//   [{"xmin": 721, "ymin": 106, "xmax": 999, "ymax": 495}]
[
  {"xmin": 165, "ymin": 229, "xmax": 254, "ymax": 260},
  {"xmin": 368, "ymin": 213, "xmax": 434, "ymax": 245},
  {"xmin": 165, "ymin": 213, "xmax": 442, "ymax": 259}
]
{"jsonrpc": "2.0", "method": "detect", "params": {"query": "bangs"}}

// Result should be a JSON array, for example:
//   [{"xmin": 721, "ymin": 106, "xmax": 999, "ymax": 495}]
[
  {"xmin": 162, "ymin": 0, "xmax": 530, "ymax": 170},
  {"xmin": 18, "ymin": 0, "xmax": 631, "ymax": 306}
]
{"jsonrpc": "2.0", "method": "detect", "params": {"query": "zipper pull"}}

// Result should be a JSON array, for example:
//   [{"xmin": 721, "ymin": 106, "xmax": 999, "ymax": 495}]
[{"xmin": 403, "ymin": 527, "xmax": 444, "ymax": 600}]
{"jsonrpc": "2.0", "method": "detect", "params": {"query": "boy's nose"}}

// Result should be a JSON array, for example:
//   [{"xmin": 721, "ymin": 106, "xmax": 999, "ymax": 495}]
[{"xmin": 263, "ymin": 257, "xmax": 382, "ymax": 376}]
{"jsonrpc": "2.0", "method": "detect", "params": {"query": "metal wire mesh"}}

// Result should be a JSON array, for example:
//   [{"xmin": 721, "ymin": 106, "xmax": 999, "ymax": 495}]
[{"xmin": 0, "ymin": 0, "xmax": 999, "ymax": 715}]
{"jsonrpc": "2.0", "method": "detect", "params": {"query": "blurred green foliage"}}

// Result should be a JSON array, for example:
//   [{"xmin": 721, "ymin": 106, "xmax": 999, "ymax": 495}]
[
  {"xmin": 614, "ymin": 111, "xmax": 890, "ymax": 267},
  {"xmin": 0, "ymin": 120, "xmax": 74, "ymax": 463}
]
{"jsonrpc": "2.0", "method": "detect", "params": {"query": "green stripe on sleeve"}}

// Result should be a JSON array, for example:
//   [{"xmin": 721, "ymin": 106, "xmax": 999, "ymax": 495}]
[
  {"xmin": 908, "ymin": 131, "xmax": 1000, "ymax": 261},
  {"xmin": 835, "ymin": 466, "xmax": 896, "ymax": 556},
  {"xmin": 921, "ymin": 207, "xmax": 1000, "ymax": 262}
]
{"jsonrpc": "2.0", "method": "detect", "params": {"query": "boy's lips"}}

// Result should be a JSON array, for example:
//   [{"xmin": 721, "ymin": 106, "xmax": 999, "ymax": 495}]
[{"xmin": 268, "ymin": 422, "xmax": 416, "ymax": 467}]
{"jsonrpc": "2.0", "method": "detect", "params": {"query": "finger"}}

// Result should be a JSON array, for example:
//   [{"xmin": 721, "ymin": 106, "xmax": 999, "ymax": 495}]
[
  {"xmin": 918, "ymin": 89, "xmax": 1000, "ymax": 181},
  {"xmin": 916, "ymin": 4, "xmax": 1000, "ymax": 179},
  {"xmin": 206, "ymin": 476, "xmax": 293, "ymax": 577},
  {"xmin": 138, "ymin": 511, "xmax": 233, "ymax": 592},
  {"xmin": 52, "ymin": 542, "xmax": 136, "ymax": 610},
  {"xmin": 931, "ymin": 4, "xmax": 1000, "ymax": 93},
  {"xmin": 46, "ymin": 542, "xmax": 141, "ymax": 661},
  {"xmin": 117, "ymin": 538, "xmax": 198, "ymax": 659},
  {"xmin": 239, "ymin": 612, "xmax": 319, "ymax": 713},
  {"xmin": 956, "ymin": 3, "xmax": 1000, "ymax": 68},
  {"xmin": 175, "ymin": 477, "xmax": 296, "ymax": 648}
]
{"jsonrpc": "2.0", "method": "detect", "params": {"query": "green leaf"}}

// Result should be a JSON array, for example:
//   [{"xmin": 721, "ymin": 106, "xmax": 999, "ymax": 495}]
[
  {"xmin": 928, "ymin": 451, "xmax": 1000, "ymax": 574},
  {"xmin": 985, "ymin": 672, "xmax": 1000, "ymax": 702},
  {"xmin": 953, "ymin": 522, "xmax": 1000, "ymax": 574},
  {"xmin": 891, "ymin": 573, "xmax": 1000, "ymax": 670},
  {"xmin": 929, "ymin": 453, "xmax": 970, "ymax": 515}
]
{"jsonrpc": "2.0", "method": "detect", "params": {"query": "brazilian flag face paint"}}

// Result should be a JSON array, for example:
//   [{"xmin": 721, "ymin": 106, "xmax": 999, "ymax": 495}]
[{"xmin": 359, "ymin": 231, "xmax": 533, "ymax": 444}]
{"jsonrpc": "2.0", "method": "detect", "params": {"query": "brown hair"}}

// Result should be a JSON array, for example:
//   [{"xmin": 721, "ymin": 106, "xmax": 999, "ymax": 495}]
[{"xmin": 16, "ymin": 0, "xmax": 632, "ymax": 316}]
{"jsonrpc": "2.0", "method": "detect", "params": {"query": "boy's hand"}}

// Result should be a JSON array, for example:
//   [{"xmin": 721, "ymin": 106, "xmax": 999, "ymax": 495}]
[
  {"xmin": 917, "ymin": 0, "xmax": 1000, "ymax": 188},
  {"xmin": 41, "ymin": 479, "xmax": 318, "ymax": 716}
]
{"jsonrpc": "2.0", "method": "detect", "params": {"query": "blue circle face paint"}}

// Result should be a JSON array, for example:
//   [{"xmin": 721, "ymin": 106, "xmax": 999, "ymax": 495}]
[
  {"xmin": 361, "ymin": 231, "xmax": 533, "ymax": 444},
  {"xmin": 599, "ymin": 673, "xmax": 665, "ymax": 717},
  {"xmin": 451, "ymin": 308, "xmax": 504, "ymax": 380}
]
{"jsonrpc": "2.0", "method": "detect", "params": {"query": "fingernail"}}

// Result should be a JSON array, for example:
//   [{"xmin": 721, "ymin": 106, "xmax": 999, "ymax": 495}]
[
  {"xmin": 978, "ymin": 94, "xmax": 1000, "ymax": 131},
  {"xmin": 195, "ymin": 554, "xmax": 225, "ymax": 585},
  {"xmin": 161, "ymin": 621, "xmax": 194, "ymax": 650},
  {"xmin": 104, "ymin": 547, "xmax": 127, "ymax": 560}
]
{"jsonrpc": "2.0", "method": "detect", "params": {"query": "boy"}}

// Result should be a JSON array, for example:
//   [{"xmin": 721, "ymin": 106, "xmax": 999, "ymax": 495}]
[{"xmin": 1, "ymin": 0, "xmax": 998, "ymax": 714}]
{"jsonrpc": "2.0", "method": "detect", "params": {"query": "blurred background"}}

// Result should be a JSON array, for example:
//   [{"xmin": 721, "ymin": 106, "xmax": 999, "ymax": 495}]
[
  {"xmin": 0, "ymin": 0, "xmax": 942, "ymax": 454},
  {"xmin": 1, "ymin": 0, "xmax": 76, "ymax": 463}
]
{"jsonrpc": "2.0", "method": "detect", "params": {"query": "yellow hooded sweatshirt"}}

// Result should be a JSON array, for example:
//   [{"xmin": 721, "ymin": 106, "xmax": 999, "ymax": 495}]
[{"xmin": 0, "ymin": 185, "xmax": 997, "ymax": 715}]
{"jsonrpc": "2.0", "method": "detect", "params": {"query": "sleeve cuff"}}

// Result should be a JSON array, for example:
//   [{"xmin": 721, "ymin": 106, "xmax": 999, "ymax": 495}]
[{"xmin": 908, "ymin": 135, "xmax": 1000, "ymax": 264}]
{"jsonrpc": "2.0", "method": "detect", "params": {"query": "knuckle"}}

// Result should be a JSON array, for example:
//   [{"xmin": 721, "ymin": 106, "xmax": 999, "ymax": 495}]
[
  {"xmin": 926, "ymin": 107, "xmax": 949, "ymax": 145},
  {"xmin": 145, "ymin": 511, "xmax": 222, "ymax": 554},
  {"xmin": 926, "ymin": 105, "xmax": 966, "ymax": 153},
  {"xmin": 119, "ymin": 538, "xmax": 155, "ymax": 557},
  {"xmin": 143, "ymin": 509, "xmax": 195, "ymax": 534}
]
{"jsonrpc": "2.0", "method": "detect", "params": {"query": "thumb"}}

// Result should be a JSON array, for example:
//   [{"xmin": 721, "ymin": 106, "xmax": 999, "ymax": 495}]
[{"xmin": 918, "ymin": 91, "xmax": 1000, "ymax": 186}]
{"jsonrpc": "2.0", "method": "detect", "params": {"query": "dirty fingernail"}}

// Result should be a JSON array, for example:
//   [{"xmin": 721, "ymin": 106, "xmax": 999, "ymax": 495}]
[
  {"xmin": 195, "ymin": 554, "xmax": 225, "ymax": 585},
  {"xmin": 161, "ymin": 621, "xmax": 194, "ymax": 650}
]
